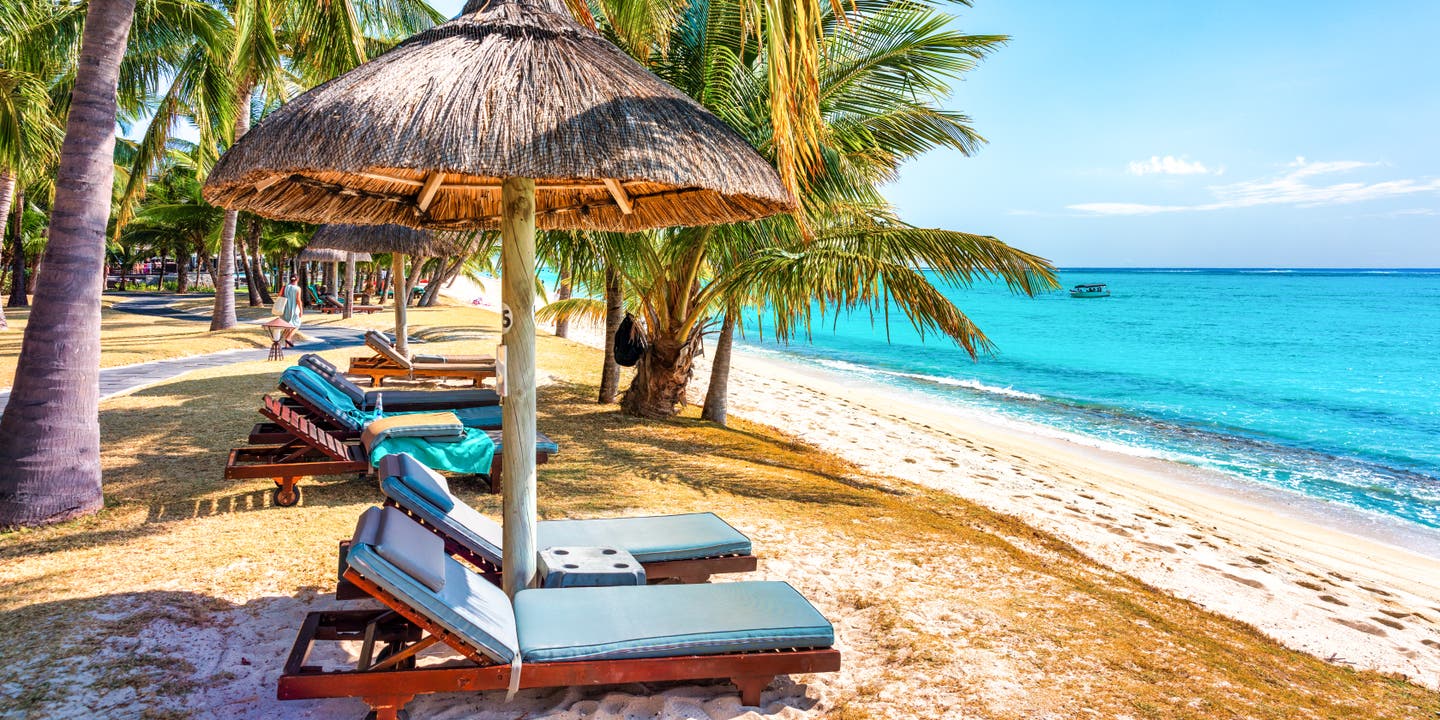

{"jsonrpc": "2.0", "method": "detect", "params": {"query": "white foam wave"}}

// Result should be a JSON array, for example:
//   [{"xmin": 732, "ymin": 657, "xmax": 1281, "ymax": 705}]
[{"xmin": 806, "ymin": 357, "xmax": 1045, "ymax": 401}]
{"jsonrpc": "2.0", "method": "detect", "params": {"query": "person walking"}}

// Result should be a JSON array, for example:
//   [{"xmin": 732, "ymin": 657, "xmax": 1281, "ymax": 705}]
[{"xmin": 281, "ymin": 274, "xmax": 303, "ymax": 347}]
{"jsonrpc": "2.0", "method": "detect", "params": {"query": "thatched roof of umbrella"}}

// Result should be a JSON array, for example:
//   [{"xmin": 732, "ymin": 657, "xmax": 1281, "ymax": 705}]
[
  {"xmin": 297, "ymin": 246, "xmax": 371, "ymax": 263},
  {"xmin": 202, "ymin": 0, "xmax": 793, "ymax": 231},
  {"xmin": 308, "ymin": 224, "xmax": 467, "ymax": 256}
]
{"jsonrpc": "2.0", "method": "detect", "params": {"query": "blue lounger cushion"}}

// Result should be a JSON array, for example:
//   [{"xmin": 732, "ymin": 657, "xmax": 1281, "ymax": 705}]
[
  {"xmin": 344, "ymin": 510, "xmax": 830, "ymax": 668},
  {"xmin": 298, "ymin": 354, "xmax": 338, "ymax": 379},
  {"xmin": 378, "ymin": 454, "xmax": 751, "ymax": 565},
  {"xmin": 282, "ymin": 366, "xmax": 368, "ymax": 430},
  {"xmin": 515, "ymin": 582, "xmax": 834, "ymax": 663},
  {"xmin": 347, "ymin": 509, "xmax": 518, "ymax": 664},
  {"xmin": 360, "ymin": 387, "xmax": 501, "ymax": 411},
  {"xmin": 285, "ymin": 367, "xmax": 505, "ymax": 429}
]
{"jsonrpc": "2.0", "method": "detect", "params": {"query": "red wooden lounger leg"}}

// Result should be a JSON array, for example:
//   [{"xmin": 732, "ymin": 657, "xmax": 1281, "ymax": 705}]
[
  {"xmin": 731, "ymin": 675, "xmax": 772, "ymax": 706},
  {"xmin": 362, "ymin": 694, "xmax": 414, "ymax": 720}
]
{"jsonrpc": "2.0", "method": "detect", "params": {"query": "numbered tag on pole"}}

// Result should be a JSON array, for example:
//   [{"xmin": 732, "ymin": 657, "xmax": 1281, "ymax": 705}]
[
  {"xmin": 501, "ymin": 303, "xmax": 513, "ymax": 335},
  {"xmin": 495, "ymin": 344, "xmax": 507, "ymax": 397}
]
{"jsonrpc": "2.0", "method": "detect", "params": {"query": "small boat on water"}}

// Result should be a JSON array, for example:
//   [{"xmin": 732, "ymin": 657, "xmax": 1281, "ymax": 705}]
[{"xmin": 1069, "ymin": 283, "xmax": 1111, "ymax": 298}]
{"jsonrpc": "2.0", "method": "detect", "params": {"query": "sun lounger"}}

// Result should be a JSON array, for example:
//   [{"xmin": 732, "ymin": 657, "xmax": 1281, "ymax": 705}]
[
  {"xmin": 260, "ymin": 366, "xmax": 557, "ymax": 465},
  {"xmin": 349, "ymin": 330, "xmax": 496, "ymax": 387},
  {"xmin": 279, "ymin": 507, "xmax": 839, "ymax": 718},
  {"xmin": 331, "ymin": 453, "xmax": 756, "ymax": 596},
  {"xmin": 274, "ymin": 366, "xmax": 504, "ymax": 431},
  {"xmin": 227, "ymin": 397, "xmax": 549, "ymax": 505},
  {"xmin": 299, "ymin": 354, "xmax": 500, "ymax": 411},
  {"xmin": 317, "ymin": 293, "xmax": 382, "ymax": 315}
]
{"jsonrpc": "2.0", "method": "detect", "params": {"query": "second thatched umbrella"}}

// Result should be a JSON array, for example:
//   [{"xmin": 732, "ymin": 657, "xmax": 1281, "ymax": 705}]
[
  {"xmin": 204, "ymin": 0, "xmax": 794, "ymax": 597},
  {"xmin": 310, "ymin": 224, "xmax": 463, "ymax": 353},
  {"xmin": 299, "ymin": 246, "xmax": 374, "ymax": 319}
]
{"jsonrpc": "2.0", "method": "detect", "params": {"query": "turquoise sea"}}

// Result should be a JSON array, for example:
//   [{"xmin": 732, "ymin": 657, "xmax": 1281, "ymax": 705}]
[{"xmin": 737, "ymin": 269, "xmax": 1440, "ymax": 533}]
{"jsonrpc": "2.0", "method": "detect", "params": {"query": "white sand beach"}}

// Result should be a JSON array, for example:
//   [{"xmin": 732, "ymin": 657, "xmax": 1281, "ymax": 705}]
[{"xmin": 693, "ymin": 348, "xmax": 1440, "ymax": 689}]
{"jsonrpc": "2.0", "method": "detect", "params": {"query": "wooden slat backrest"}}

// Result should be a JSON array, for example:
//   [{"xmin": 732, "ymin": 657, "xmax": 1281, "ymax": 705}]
[{"xmin": 263, "ymin": 396, "xmax": 350, "ymax": 461}]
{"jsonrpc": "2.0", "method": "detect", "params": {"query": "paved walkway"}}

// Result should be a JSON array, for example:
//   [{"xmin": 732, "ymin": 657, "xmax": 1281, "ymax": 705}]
[{"xmin": 0, "ymin": 294, "xmax": 366, "ymax": 413}]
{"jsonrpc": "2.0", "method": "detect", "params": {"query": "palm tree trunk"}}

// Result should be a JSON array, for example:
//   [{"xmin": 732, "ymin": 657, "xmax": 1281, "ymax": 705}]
[
  {"xmin": 343, "ymin": 252, "xmax": 357, "ymax": 319},
  {"xmin": 700, "ymin": 312, "xmax": 736, "ymax": 425},
  {"xmin": 250, "ymin": 237, "xmax": 272, "ymax": 305},
  {"xmin": 403, "ymin": 255, "xmax": 426, "ymax": 306},
  {"xmin": 240, "ymin": 216, "xmax": 261, "ymax": 306},
  {"xmin": 0, "ymin": 0, "xmax": 135, "ymax": 528},
  {"xmin": 621, "ymin": 332, "xmax": 699, "ymax": 418},
  {"xmin": 419, "ymin": 256, "xmax": 446, "ymax": 306},
  {"xmin": 598, "ymin": 262, "xmax": 623, "ymax": 404},
  {"xmin": 176, "ymin": 248, "xmax": 190, "ymax": 293},
  {"xmin": 7, "ymin": 187, "xmax": 28, "ymax": 308},
  {"xmin": 210, "ymin": 86, "xmax": 252, "ymax": 330},
  {"xmin": 553, "ymin": 262, "xmax": 572, "ymax": 338},
  {"xmin": 0, "ymin": 170, "xmax": 12, "ymax": 329}
]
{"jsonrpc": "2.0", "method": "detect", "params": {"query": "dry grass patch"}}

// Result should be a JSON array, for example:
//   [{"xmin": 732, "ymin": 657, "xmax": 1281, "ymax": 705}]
[{"xmin": 0, "ymin": 307, "xmax": 1436, "ymax": 718}]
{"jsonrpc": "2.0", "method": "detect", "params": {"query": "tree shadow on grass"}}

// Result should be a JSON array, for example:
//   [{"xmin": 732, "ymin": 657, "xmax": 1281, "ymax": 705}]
[
  {"xmin": 529, "ymin": 381, "xmax": 905, "ymax": 512},
  {"xmin": 0, "ymin": 589, "xmax": 823, "ymax": 720}
]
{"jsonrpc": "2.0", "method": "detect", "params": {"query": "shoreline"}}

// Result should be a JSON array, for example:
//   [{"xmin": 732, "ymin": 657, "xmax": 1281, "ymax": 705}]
[{"xmin": 446, "ymin": 279, "xmax": 1440, "ymax": 687}]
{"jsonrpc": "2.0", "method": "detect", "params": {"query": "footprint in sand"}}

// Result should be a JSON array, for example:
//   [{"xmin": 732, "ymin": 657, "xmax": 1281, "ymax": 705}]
[
  {"xmin": 1318, "ymin": 595, "xmax": 1349, "ymax": 606},
  {"xmin": 1370, "ymin": 616, "xmax": 1406, "ymax": 630},
  {"xmin": 1332, "ymin": 617, "xmax": 1388, "ymax": 636},
  {"xmin": 1220, "ymin": 572, "xmax": 1266, "ymax": 590}
]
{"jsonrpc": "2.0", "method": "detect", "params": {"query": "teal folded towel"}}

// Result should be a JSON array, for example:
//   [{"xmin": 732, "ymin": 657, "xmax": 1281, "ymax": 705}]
[{"xmin": 367, "ymin": 429, "xmax": 497, "ymax": 475}]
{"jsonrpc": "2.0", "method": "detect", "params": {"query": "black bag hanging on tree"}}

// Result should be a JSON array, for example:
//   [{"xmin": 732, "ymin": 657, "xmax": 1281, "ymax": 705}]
[{"xmin": 614, "ymin": 314, "xmax": 647, "ymax": 367}]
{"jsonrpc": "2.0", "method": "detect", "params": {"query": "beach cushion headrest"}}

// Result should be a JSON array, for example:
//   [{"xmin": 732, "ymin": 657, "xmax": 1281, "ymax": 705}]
[
  {"xmin": 323, "ymin": 371, "xmax": 367, "ymax": 407},
  {"xmin": 281, "ymin": 366, "xmax": 366, "ymax": 431},
  {"xmin": 298, "ymin": 354, "xmax": 336, "ymax": 378},
  {"xmin": 372, "ymin": 506, "xmax": 446, "ymax": 592},
  {"xmin": 361, "ymin": 413, "xmax": 466, "ymax": 453},
  {"xmin": 366, "ymin": 331, "xmax": 412, "ymax": 367},
  {"xmin": 380, "ymin": 453, "xmax": 455, "ymax": 512},
  {"xmin": 351, "ymin": 506, "xmax": 384, "ymax": 548}
]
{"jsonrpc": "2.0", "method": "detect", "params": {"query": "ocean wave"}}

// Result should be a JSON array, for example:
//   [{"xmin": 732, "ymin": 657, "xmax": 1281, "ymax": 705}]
[{"xmin": 807, "ymin": 357, "xmax": 1046, "ymax": 401}]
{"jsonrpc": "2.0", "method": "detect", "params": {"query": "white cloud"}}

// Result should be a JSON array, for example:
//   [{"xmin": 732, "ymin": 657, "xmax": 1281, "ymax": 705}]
[
  {"xmin": 1071, "ymin": 158, "xmax": 1440, "ymax": 216},
  {"xmin": 1127, "ymin": 155, "xmax": 1215, "ymax": 176}
]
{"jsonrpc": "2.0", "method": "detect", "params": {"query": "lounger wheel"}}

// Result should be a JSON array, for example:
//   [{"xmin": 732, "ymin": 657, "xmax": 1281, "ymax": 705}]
[
  {"xmin": 273, "ymin": 483, "xmax": 299, "ymax": 507},
  {"xmin": 363, "ymin": 711, "xmax": 409, "ymax": 720}
]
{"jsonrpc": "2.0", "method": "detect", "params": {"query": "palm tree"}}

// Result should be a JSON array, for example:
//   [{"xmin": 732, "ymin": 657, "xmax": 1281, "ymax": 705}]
[
  {"xmin": 541, "ymin": 0, "xmax": 1058, "ymax": 420},
  {"xmin": 0, "ymin": 0, "xmax": 138, "ymax": 527},
  {"xmin": 113, "ymin": 0, "xmax": 443, "ymax": 331},
  {"xmin": 123, "ymin": 163, "xmax": 226, "ymax": 293}
]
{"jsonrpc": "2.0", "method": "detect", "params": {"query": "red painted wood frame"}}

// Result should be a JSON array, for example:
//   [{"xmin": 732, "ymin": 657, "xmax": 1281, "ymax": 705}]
[{"xmin": 280, "ymin": 571, "xmax": 841, "ymax": 720}]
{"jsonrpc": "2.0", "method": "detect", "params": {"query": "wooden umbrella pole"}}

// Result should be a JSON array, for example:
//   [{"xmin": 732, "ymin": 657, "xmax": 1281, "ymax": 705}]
[
  {"xmin": 392, "ymin": 253, "xmax": 408, "ymax": 356},
  {"xmin": 500, "ymin": 177, "xmax": 537, "ymax": 597},
  {"xmin": 344, "ymin": 252, "xmax": 356, "ymax": 319}
]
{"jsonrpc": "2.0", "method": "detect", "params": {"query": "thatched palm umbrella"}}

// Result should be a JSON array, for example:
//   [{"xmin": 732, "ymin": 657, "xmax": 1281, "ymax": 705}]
[
  {"xmin": 299, "ymin": 246, "xmax": 374, "ymax": 319},
  {"xmin": 203, "ymin": 0, "xmax": 792, "ymax": 597},
  {"xmin": 311, "ymin": 224, "xmax": 462, "ymax": 352}
]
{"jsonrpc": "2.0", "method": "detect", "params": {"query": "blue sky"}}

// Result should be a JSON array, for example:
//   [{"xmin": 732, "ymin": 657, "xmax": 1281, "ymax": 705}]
[
  {"xmin": 190, "ymin": 0, "xmax": 1435, "ymax": 267},
  {"xmin": 881, "ymin": 0, "xmax": 1440, "ymax": 267},
  {"xmin": 425, "ymin": 0, "xmax": 1438, "ymax": 266}
]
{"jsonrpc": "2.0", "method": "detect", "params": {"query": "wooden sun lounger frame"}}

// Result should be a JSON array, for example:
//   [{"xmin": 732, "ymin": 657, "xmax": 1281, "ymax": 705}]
[
  {"xmin": 332, "ymin": 500, "xmax": 759, "ymax": 599},
  {"xmin": 224, "ymin": 397, "xmax": 369, "ymax": 507},
  {"xmin": 267, "ymin": 383, "xmax": 553, "ymax": 490},
  {"xmin": 349, "ymin": 334, "xmax": 497, "ymax": 387},
  {"xmin": 279, "ymin": 569, "xmax": 841, "ymax": 719},
  {"xmin": 318, "ymin": 294, "xmax": 383, "ymax": 315}
]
